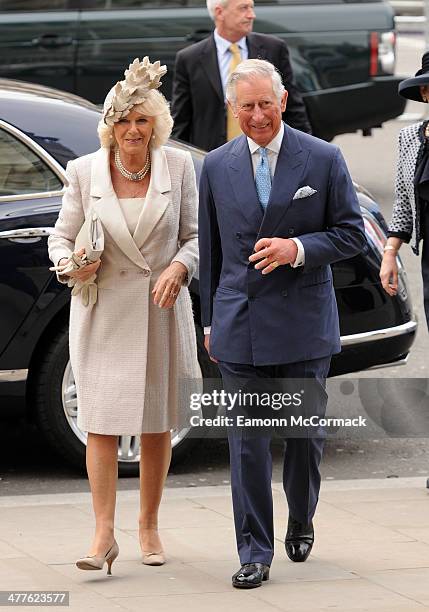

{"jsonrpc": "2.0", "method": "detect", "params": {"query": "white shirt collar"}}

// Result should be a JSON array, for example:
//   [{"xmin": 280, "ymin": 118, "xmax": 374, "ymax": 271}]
[
  {"xmin": 213, "ymin": 29, "xmax": 247, "ymax": 55},
  {"xmin": 247, "ymin": 122, "xmax": 285, "ymax": 155}
]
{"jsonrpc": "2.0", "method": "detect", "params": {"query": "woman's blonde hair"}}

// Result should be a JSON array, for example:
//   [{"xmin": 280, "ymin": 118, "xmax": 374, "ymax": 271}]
[{"xmin": 97, "ymin": 89, "xmax": 173, "ymax": 149}]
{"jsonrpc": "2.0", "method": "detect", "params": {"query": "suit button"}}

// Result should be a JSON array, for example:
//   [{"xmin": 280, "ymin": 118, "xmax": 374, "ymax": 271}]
[
  {"xmin": 236, "ymin": 232, "xmax": 242, "ymax": 239},
  {"xmin": 143, "ymin": 269, "xmax": 151, "ymax": 277},
  {"xmin": 281, "ymin": 290, "xmax": 288, "ymax": 297},
  {"xmin": 288, "ymin": 228, "xmax": 295, "ymax": 236},
  {"xmin": 120, "ymin": 270, "xmax": 127, "ymax": 276}
]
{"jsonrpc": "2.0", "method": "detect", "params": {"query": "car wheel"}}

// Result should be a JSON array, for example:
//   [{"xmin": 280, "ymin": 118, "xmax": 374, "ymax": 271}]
[{"xmin": 32, "ymin": 321, "xmax": 219, "ymax": 476}]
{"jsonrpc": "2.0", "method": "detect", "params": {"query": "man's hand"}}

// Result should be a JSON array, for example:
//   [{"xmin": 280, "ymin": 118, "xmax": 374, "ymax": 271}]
[
  {"xmin": 204, "ymin": 333, "xmax": 218, "ymax": 363},
  {"xmin": 249, "ymin": 237, "xmax": 298, "ymax": 274}
]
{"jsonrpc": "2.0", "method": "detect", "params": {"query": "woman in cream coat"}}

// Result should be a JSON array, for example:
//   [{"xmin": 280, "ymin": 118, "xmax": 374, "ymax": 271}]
[{"xmin": 48, "ymin": 58, "xmax": 200, "ymax": 574}]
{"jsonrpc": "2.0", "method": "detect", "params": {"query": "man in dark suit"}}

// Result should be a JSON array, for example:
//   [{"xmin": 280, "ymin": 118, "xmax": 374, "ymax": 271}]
[
  {"xmin": 171, "ymin": 0, "xmax": 311, "ymax": 151},
  {"xmin": 198, "ymin": 59, "xmax": 365, "ymax": 589}
]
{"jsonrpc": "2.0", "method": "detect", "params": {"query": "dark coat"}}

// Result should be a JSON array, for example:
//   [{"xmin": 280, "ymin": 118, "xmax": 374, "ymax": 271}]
[
  {"xmin": 198, "ymin": 123, "xmax": 366, "ymax": 365},
  {"xmin": 171, "ymin": 33, "xmax": 312, "ymax": 152}
]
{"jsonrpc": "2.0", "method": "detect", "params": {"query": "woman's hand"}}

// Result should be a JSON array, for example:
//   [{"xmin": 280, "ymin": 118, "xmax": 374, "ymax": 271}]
[
  {"xmin": 380, "ymin": 251, "xmax": 399, "ymax": 296},
  {"xmin": 59, "ymin": 248, "xmax": 101, "ymax": 282},
  {"xmin": 152, "ymin": 261, "xmax": 187, "ymax": 308}
]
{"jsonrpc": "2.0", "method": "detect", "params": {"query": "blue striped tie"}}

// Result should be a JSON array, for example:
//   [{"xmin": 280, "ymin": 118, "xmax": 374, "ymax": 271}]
[{"xmin": 255, "ymin": 147, "xmax": 271, "ymax": 210}]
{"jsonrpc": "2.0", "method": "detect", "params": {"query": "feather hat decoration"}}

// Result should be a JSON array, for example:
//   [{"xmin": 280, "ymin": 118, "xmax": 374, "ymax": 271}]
[{"xmin": 102, "ymin": 57, "xmax": 167, "ymax": 125}]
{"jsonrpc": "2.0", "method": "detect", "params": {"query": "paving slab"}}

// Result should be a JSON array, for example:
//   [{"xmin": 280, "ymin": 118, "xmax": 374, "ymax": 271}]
[
  {"xmin": 361, "ymin": 567, "xmax": 429, "ymax": 605},
  {"xmin": 333, "ymin": 499, "xmax": 429, "ymax": 529},
  {"xmin": 0, "ymin": 540, "xmax": 26, "ymax": 560},
  {"xmin": 192, "ymin": 556, "xmax": 356, "ymax": 584},
  {"xmin": 110, "ymin": 591, "xmax": 281, "ymax": 612},
  {"xmin": 183, "ymin": 494, "xmax": 234, "ymax": 518},
  {"xmin": 0, "ymin": 556, "xmax": 81, "ymax": 591},
  {"xmin": 0, "ymin": 526, "xmax": 142, "ymax": 566},
  {"xmin": 249, "ymin": 577, "xmax": 429, "ymax": 611},
  {"xmin": 125, "ymin": 524, "xmax": 238, "ymax": 562},
  {"xmin": 319, "ymin": 487, "xmax": 427, "ymax": 504},
  {"xmin": 0, "ymin": 504, "xmax": 93, "ymax": 536},
  {"xmin": 313, "ymin": 540, "xmax": 429, "ymax": 573},
  {"xmin": 53, "ymin": 560, "xmax": 232, "ymax": 598},
  {"xmin": 0, "ymin": 477, "xmax": 428, "ymax": 611},
  {"xmin": 396, "ymin": 527, "xmax": 429, "ymax": 545}
]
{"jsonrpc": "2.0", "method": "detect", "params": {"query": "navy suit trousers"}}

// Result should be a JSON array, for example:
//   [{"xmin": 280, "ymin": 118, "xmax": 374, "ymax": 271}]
[{"xmin": 218, "ymin": 356, "xmax": 331, "ymax": 566}]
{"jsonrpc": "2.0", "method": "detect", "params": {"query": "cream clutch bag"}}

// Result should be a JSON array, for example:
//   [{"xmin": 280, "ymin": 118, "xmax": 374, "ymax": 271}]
[
  {"xmin": 74, "ymin": 210, "xmax": 104, "ymax": 263},
  {"xmin": 50, "ymin": 210, "xmax": 104, "ymax": 307}
]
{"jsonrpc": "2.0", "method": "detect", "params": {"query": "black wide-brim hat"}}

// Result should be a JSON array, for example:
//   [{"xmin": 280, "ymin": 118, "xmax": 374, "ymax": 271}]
[{"xmin": 399, "ymin": 50, "xmax": 429, "ymax": 102}]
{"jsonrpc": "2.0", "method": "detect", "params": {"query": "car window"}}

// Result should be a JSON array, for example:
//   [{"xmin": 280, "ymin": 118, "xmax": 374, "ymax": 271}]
[
  {"xmin": 0, "ymin": 0, "xmax": 383, "ymax": 8},
  {"xmin": 0, "ymin": 128, "xmax": 63, "ymax": 197},
  {"xmin": 30, "ymin": 0, "xmax": 210, "ymax": 7},
  {"xmin": 0, "ymin": 0, "xmax": 385, "ymax": 8},
  {"xmin": 0, "ymin": 1, "xmax": 69, "ymax": 9},
  {"xmin": 87, "ymin": 1, "xmax": 207, "ymax": 8}
]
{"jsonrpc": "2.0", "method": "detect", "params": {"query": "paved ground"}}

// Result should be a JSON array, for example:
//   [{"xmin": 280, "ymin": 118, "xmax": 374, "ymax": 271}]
[{"xmin": 0, "ymin": 477, "xmax": 429, "ymax": 611}]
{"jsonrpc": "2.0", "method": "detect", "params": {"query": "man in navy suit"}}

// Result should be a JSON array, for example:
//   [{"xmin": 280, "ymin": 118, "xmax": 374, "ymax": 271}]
[{"xmin": 198, "ymin": 59, "xmax": 365, "ymax": 589}]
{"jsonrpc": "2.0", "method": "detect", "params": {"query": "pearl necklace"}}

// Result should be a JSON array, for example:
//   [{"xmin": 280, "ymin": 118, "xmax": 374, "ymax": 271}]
[{"xmin": 114, "ymin": 148, "xmax": 151, "ymax": 181}]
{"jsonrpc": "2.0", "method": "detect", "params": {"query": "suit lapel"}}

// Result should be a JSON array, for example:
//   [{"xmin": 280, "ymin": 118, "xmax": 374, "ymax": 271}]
[
  {"xmin": 247, "ymin": 33, "xmax": 266, "ymax": 60},
  {"xmin": 227, "ymin": 136, "xmax": 264, "ymax": 228},
  {"xmin": 199, "ymin": 35, "xmax": 224, "ymax": 104},
  {"xmin": 133, "ymin": 147, "xmax": 170, "ymax": 250},
  {"xmin": 258, "ymin": 124, "xmax": 309, "ymax": 240},
  {"xmin": 90, "ymin": 148, "xmax": 148, "ymax": 270}
]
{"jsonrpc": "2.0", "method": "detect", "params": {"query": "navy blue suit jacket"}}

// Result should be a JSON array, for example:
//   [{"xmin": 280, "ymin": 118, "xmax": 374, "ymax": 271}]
[{"xmin": 198, "ymin": 124, "xmax": 366, "ymax": 366}]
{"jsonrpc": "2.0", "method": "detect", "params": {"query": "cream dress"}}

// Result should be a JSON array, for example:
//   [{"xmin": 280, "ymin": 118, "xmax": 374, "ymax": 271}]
[
  {"xmin": 118, "ymin": 196, "xmax": 188, "ymax": 434},
  {"xmin": 48, "ymin": 146, "xmax": 201, "ymax": 435}
]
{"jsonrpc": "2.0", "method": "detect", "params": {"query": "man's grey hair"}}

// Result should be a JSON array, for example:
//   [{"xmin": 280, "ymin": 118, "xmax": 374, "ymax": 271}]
[
  {"xmin": 206, "ymin": 0, "xmax": 229, "ymax": 20},
  {"xmin": 226, "ymin": 59, "xmax": 285, "ymax": 105}
]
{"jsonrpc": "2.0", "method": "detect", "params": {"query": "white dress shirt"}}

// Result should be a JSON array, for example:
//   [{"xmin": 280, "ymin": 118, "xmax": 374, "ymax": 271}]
[
  {"xmin": 213, "ymin": 29, "xmax": 248, "ymax": 98},
  {"xmin": 204, "ymin": 124, "xmax": 305, "ymax": 335}
]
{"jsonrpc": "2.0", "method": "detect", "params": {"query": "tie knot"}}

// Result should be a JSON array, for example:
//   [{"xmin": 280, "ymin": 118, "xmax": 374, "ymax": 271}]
[
  {"xmin": 259, "ymin": 147, "xmax": 268, "ymax": 159},
  {"xmin": 230, "ymin": 43, "xmax": 241, "ymax": 57}
]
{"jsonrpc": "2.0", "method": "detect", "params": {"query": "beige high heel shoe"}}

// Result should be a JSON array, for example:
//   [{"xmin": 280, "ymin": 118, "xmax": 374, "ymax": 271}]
[
  {"xmin": 139, "ymin": 530, "xmax": 165, "ymax": 565},
  {"xmin": 76, "ymin": 540, "xmax": 119, "ymax": 575},
  {"xmin": 141, "ymin": 550, "xmax": 165, "ymax": 566}
]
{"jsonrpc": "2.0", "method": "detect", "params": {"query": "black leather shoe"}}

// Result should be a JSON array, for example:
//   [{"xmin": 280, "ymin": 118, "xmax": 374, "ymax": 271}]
[
  {"xmin": 285, "ymin": 515, "xmax": 314, "ymax": 562},
  {"xmin": 232, "ymin": 563, "xmax": 270, "ymax": 589}
]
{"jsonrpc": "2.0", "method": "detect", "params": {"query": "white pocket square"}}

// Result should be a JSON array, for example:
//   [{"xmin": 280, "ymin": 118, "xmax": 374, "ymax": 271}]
[{"xmin": 293, "ymin": 186, "xmax": 317, "ymax": 200}]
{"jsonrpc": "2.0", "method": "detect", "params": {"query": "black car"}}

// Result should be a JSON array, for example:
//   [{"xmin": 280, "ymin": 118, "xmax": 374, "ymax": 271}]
[
  {"xmin": 0, "ymin": 80, "xmax": 416, "ymax": 475},
  {"xmin": 0, "ymin": 0, "xmax": 405, "ymax": 142}
]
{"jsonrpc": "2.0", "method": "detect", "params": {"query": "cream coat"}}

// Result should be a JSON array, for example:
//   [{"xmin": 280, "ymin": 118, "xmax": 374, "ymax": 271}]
[{"xmin": 48, "ymin": 146, "xmax": 201, "ymax": 435}]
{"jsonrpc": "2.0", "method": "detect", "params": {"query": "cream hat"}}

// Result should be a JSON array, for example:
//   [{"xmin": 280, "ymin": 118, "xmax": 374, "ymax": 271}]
[{"xmin": 102, "ymin": 57, "xmax": 167, "ymax": 125}]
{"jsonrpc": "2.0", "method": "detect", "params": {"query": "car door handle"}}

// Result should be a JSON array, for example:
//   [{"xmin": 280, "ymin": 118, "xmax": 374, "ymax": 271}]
[
  {"xmin": 0, "ymin": 227, "xmax": 53, "ymax": 243},
  {"xmin": 31, "ymin": 34, "xmax": 74, "ymax": 48}
]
